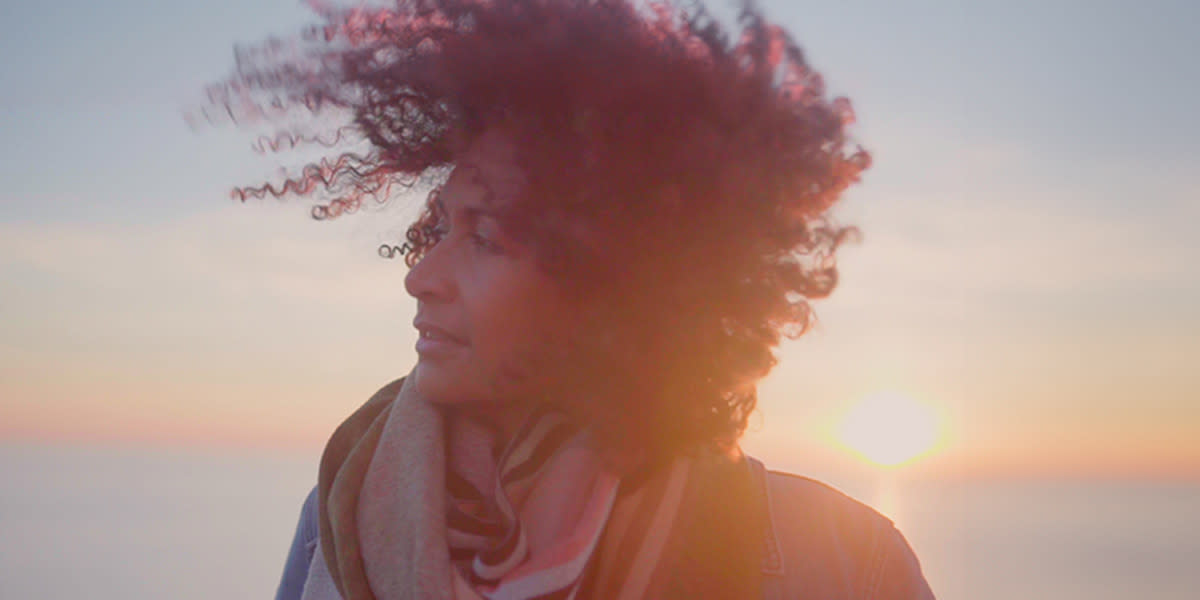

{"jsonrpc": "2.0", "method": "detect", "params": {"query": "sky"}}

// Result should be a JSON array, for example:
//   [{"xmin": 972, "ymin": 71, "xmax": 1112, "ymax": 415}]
[{"xmin": 1, "ymin": 0, "xmax": 1197, "ymax": 479}]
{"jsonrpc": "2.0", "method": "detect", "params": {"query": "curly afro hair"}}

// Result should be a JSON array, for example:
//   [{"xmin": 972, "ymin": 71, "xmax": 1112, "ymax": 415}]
[{"xmin": 201, "ymin": 0, "xmax": 870, "ymax": 458}]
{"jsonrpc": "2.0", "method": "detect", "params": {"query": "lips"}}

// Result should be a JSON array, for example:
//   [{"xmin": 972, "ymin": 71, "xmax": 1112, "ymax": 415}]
[{"xmin": 413, "ymin": 319, "xmax": 468, "ymax": 345}]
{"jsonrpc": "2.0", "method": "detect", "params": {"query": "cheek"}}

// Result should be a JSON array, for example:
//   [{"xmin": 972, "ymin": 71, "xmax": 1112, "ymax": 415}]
[
  {"xmin": 473, "ymin": 296, "xmax": 557, "ymax": 372},
  {"xmin": 469, "ymin": 277, "xmax": 579, "ymax": 393}
]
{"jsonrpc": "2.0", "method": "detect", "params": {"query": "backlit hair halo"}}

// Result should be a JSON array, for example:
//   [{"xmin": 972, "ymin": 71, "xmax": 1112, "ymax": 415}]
[{"xmin": 193, "ymin": 0, "xmax": 871, "ymax": 457}]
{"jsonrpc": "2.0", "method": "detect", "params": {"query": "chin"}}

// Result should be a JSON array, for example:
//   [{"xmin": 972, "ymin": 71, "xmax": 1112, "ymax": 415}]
[
  {"xmin": 413, "ymin": 360, "xmax": 477, "ymax": 405},
  {"xmin": 414, "ymin": 358, "xmax": 539, "ymax": 410}
]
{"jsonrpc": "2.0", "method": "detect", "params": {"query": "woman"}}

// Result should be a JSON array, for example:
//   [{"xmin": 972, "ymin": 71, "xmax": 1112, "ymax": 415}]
[{"xmin": 206, "ymin": 1, "xmax": 935, "ymax": 598}]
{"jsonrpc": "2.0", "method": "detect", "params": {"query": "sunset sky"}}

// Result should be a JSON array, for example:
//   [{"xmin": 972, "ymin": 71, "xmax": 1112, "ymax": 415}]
[{"xmin": 1, "ymin": 0, "xmax": 1196, "ymax": 479}]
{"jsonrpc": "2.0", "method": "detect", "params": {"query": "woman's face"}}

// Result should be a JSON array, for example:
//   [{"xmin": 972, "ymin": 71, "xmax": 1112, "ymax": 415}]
[{"xmin": 404, "ymin": 131, "xmax": 580, "ymax": 410}]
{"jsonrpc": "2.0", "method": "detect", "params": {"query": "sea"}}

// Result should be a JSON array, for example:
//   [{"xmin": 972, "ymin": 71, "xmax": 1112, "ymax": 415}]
[{"xmin": 1, "ymin": 442, "xmax": 1197, "ymax": 600}]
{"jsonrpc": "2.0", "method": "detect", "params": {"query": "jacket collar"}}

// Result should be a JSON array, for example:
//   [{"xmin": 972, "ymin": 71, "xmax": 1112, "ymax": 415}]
[{"xmin": 745, "ymin": 455, "xmax": 785, "ymax": 576}]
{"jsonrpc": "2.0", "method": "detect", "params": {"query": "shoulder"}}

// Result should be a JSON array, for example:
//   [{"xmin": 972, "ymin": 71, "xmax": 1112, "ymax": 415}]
[
  {"xmin": 765, "ymin": 468, "xmax": 890, "ymax": 522},
  {"xmin": 275, "ymin": 486, "xmax": 321, "ymax": 600},
  {"xmin": 299, "ymin": 484, "xmax": 320, "ymax": 543},
  {"xmin": 748, "ymin": 458, "xmax": 935, "ymax": 599},
  {"xmin": 763, "ymin": 469, "xmax": 895, "ymax": 553}
]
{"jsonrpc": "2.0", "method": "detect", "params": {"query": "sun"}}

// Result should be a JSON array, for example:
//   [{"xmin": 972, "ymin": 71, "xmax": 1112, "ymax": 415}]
[{"xmin": 836, "ymin": 391, "xmax": 942, "ymax": 468}]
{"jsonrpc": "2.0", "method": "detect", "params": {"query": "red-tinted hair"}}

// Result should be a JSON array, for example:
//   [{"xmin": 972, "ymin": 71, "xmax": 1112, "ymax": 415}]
[{"xmin": 200, "ymin": 0, "xmax": 870, "ymax": 457}]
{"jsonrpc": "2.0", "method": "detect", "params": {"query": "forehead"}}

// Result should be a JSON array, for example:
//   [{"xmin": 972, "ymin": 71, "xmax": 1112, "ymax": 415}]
[{"xmin": 440, "ymin": 129, "xmax": 527, "ymax": 212}]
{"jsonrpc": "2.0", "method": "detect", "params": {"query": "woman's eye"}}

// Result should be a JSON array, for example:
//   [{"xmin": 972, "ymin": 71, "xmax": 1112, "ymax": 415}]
[{"xmin": 470, "ymin": 232, "xmax": 501, "ymax": 253}]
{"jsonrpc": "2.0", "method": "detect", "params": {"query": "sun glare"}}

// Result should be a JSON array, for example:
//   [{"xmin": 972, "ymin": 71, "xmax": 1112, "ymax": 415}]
[{"xmin": 837, "ymin": 391, "xmax": 941, "ymax": 468}]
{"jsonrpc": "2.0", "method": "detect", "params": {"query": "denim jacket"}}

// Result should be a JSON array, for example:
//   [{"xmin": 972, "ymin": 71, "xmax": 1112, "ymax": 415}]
[{"xmin": 275, "ymin": 456, "xmax": 935, "ymax": 599}]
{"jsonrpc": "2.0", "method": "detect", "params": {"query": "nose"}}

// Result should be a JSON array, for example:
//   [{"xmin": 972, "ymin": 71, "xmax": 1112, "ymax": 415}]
[{"xmin": 403, "ymin": 238, "xmax": 456, "ymax": 303}]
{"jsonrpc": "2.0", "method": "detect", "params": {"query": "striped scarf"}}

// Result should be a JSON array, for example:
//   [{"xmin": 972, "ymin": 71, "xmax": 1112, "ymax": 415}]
[
  {"xmin": 444, "ymin": 407, "xmax": 618, "ymax": 599},
  {"xmin": 303, "ymin": 377, "xmax": 764, "ymax": 600}
]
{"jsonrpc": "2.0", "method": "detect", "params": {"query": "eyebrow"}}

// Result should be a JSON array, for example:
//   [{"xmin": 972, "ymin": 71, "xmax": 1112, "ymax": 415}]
[{"xmin": 432, "ymin": 196, "xmax": 509, "ymax": 223}]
